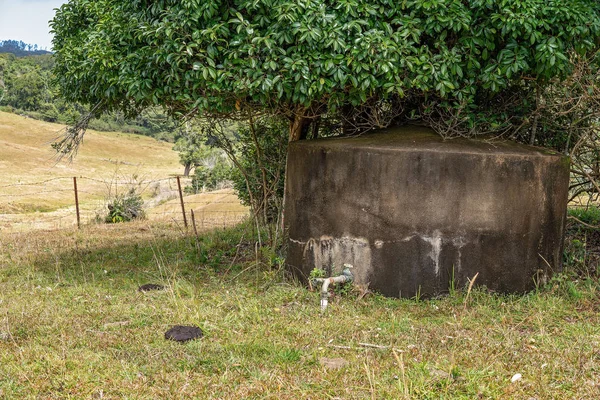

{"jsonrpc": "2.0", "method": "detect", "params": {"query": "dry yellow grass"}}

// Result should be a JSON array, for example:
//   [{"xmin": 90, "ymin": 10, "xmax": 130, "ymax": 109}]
[
  {"xmin": 149, "ymin": 189, "xmax": 248, "ymax": 227},
  {"xmin": 0, "ymin": 111, "xmax": 181, "ymax": 181},
  {"xmin": 0, "ymin": 112, "xmax": 247, "ymax": 231}
]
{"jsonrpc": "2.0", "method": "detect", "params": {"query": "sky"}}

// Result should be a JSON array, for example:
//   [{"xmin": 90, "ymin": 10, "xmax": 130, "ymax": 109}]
[{"xmin": 0, "ymin": 0, "xmax": 67, "ymax": 50}]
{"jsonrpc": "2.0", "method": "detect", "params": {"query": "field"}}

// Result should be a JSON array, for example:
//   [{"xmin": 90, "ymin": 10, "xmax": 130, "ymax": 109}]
[
  {"xmin": 0, "ymin": 111, "xmax": 247, "ymax": 231},
  {"xmin": 0, "ymin": 222, "xmax": 599, "ymax": 399},
  {"xmin": 1, "ymin": 112, "xmax": 600, "ymax": 399}
]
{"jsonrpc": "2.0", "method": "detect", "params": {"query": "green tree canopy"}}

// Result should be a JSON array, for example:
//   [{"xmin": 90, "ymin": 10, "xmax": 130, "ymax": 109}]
[{"xmin": 51, "ymin": 0, "xmax": 600, "ymax": 142}]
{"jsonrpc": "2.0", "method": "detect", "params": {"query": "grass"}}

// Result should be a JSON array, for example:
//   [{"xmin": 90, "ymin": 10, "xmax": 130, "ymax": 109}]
[
  {"xmin": 0, "ymin": 111, "xmax": 248, "ymax": 232},
  {"xmin": 1, "ymin": 221, "xmax": 599, "ymax": 399}
]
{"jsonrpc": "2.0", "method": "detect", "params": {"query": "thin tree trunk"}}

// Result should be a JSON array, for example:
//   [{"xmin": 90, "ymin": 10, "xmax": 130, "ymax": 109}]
[
  {"xmin": 289, "ymin": 107, "xmax": 310, "ymax": 142},
  {"xmin": 249, "ymin": 116, "xmax": 270, "ymax": 237},
  {"xmin": 529, "ymin": 85, "xmax": 542, "ymax": 145},
  {"xmin": 183, "ymin": 163, "xmax": 192, "ymax": 177},
  {"xmin": 311, "ymin": 116, "xmax": 321, "ymax": 139}
]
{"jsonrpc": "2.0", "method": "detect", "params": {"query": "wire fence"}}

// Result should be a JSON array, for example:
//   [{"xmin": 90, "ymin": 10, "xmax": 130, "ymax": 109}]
[{"xmin": 0, "ymin": 175, "xmax": 249, "ymax": 233}]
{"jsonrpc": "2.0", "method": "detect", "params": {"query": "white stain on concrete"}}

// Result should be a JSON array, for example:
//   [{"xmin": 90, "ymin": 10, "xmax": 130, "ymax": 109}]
[
  {"xmin": 289, "ymin": 238, "xmax": 307, "ymax": 245},
  {"xmin": 303, "ymin": 235, "xmax": 372, "ymax": 284},
  {"xmin": 298, "ymin": 231, "xmax": 468, "ymax": 280},
  {"xmin": 421, "ymin": 230, "xmax": 443, "ymax": 275},
  {"xmin": 451, "ymin": 235, "xmax": 467, "ymax": 273},
  {"xmin": 400, "ymin": 235, "xmax": 416, "ymax": 242}
]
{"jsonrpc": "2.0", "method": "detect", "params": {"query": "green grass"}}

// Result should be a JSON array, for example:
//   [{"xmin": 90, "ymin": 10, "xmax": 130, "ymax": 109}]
[
  {"xmin": 568, "ymin": 206, "xmax": 600, "ymax": 226},
  {"xmin": 1, "ymin": 222, "xmax": 599, "ymax": 399}
]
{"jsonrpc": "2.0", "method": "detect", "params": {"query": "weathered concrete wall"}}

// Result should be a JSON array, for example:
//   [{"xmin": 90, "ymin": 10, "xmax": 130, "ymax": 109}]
[{"xmin": 285, "ymin": 126, "xmax": 570, "ymax": 298}]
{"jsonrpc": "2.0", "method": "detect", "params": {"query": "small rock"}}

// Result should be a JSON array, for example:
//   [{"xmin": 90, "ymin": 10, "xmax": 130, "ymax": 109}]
[
  {"xmin": 511, "ymin": 373, "xmax": 523, "ymax": 383},
  {"xmin": 138, "ymin": 283, "xmax": 165, "ymax": 292},
  {"xmin": 103, "ymin": 321, "xmax": 130, "ymax": 329},
  {"xmin": 430, "ymin": 368, "xmax": 452, "ymax": 380},
  {"xmin": 164, "ymin": 325, "xmax": 203, "ymax": 342},
  {"xmin": 319, "ymin": 357, "xmax": 348, "ymax": 370}
]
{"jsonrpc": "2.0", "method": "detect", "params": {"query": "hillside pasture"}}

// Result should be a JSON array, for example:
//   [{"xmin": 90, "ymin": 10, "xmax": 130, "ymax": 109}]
[{"xmin": 0, "ymin": 111, "xmax": 247, "ymax": 231}]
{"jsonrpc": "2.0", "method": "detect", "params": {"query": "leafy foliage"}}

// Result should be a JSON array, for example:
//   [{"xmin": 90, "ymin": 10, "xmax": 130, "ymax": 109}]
[
  {"xmin": 104, "ymin": 188, "xmax": 145, "ymax": 223},
  {"xmin": 186, "ymin": 158, "xmax": 234, "ymax": 193},
  {"xmin": 563, "ymin": 208, "xmax": 600, "ymax": 279},
  {"xmin": 0, "ymin": 53, "xmax": 66, "ymax": 119},
  {"xmin": 51, "ymin": 0, "xmax": 600, "ymax": 140},
  {"xmin": 173, "ymin": 124, "xmax": 226, "ymax": 176},
  {"xmin": 0, "ymin": 52, "xmax": 180, "ymax": 140}
]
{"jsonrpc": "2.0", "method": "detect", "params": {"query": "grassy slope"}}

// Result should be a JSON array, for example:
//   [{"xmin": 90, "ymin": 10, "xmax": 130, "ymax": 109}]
[
  {"xmin": 0, "ymin": 111, "xmax": 181, "ymax": 183},
  {"xmin": 0, "ymin": 111, "xmax": 181, "ymax": 208},
  {"xmin": 0, "ymin": 111, "xmax": 247, "ymax": 230},
  {"xmin": 0, "ymin": 223, "xmax": 599, "ymax": 399}
]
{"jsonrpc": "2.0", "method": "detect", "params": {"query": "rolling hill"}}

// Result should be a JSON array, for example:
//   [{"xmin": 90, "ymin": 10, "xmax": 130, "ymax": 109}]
[{"xmin": 0, "ymin": 111, "xmax": 247, "ymax": 231}]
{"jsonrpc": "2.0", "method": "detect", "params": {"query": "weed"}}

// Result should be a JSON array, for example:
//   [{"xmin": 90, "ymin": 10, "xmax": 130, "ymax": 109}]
[
  {"xmin": 568, "ymin": 206, "xmax": 600, "ymax": 225},
  {"xmin": 308, "ymin": 267, "xmax": 325, "ymax": 281},
  {"xmin": 276, "ymin": 348, "xmax": 302, "ymax": 363},
  {"xmin": 104, "ymin": 188, "xmax": 145, "ymax": 223}
]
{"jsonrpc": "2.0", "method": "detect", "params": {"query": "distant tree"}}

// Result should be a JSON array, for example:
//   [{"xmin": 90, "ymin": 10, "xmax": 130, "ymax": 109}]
[
  {"xmin": 0, "ymin": 40, "xmax": 51, "ymax": 57},
  {"xmin": 172, "ymin": 124, "xmax": 212, "ymax": 176},
  {"xmin": 0, "ymin": 54, "xmax": 52, "ymax": 110}
]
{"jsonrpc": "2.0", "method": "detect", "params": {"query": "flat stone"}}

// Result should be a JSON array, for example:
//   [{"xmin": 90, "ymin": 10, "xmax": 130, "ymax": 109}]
[
  {"xmin": 138, "ymin": 283, "xmax": 165, "ymax": 292},
  {"xmin": 164, "ymin": 325, "xmax": 203, "ymax": 342},
  {"xmin": 319, "ymin": 357, "xmax": 348, "ymax": 370},
  {"xmin": 430, "ymin": 368, "xmax": 452, "ymax": 380}
]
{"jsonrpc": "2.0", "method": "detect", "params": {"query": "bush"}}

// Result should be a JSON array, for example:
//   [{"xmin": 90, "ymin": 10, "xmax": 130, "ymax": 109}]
[
  {"xmin": 230, "ymin": 117, "xmax": 288, "ymax": 223},
  {"xmin": 39, "ymin": 103, "xmax": 59, "ymax": 122},
  {"xmin": 563, "ymin": 207, "xmax": 600, "ymax": 278},
  {"xmin": 105, "ymin": 188, "xmax": 145, "ymax": 223}
]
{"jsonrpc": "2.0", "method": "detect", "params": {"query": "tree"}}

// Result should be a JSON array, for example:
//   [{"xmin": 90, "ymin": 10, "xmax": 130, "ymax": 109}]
[
  {"xmin": 172, "ymin": 123, "xmax": 222, "ymax": 176},
  {"xmin": 0, "ymin": 54, "xmax": 53, "ymax": 111},
  {"xmin": 50, "ymin": 0, "xmax": 600, "ymax": 149}
]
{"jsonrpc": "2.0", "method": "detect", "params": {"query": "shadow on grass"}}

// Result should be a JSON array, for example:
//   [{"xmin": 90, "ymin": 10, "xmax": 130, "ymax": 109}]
[{"xmin": 1, "ymin": 221, "xmax": 258, "ymax": 289}]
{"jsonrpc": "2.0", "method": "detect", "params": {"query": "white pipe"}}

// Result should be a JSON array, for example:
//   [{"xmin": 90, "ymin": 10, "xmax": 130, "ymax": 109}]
[{"xmin": 313, "ymin": 265, "xmax": 354, "ymax": 312}]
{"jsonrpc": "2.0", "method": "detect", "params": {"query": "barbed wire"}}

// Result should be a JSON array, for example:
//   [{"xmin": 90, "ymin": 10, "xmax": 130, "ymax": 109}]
[
  {"xmin": 0, "ymin": 176, "xmax": 72, "ymax": 188},
  {"xmin": 0, "ymin": 175, "xmax": 249, "ymax": 232},
  {"xmin": 0, "ymin": 175, "xmax": 183, "ymax": 189},
  {"xmin": 0, "ymin": 189, "xmax": 74, "ymax": 198},
  {"xmin": 77, "ymin": 176, "xmax": 178, "ymax": 185}
]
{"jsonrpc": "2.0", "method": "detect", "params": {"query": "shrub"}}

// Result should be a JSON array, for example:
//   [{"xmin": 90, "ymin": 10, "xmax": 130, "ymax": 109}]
[
  {"xmin": 563, "ymin": 207, "xmax": 600, "ymax": 278},
  {"xmin": 105, "ymin": 188, "xmax": 145, "ymax": 223},
  {"xmin": 230, "ymin": 117, "xmax": 288, "ymax": 224}
]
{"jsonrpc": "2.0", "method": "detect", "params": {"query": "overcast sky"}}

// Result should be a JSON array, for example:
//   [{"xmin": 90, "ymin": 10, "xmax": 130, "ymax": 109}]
[{"xmin": 0, "ymin": 0, "xmax": 67, "ymax": 50}]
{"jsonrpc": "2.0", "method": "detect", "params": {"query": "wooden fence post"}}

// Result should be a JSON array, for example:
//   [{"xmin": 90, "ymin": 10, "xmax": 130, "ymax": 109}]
[
  {"xmin": 176, "ymin": 176, "xmax": 188, "ymax": 229},
  {"xmin": 191, "ymin": 209, "xmax": 199, "ymax": 237},
  {"xmin": 73, "ymin": 176, "xmax": 81, "ymax": 229}
]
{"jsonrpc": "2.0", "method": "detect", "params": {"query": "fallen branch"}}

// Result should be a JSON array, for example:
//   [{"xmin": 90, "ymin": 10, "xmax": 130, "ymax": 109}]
[
  {"xmin": 327, "ymin": 343, "xmax": 405, "ymax": 353},
  {"xmin": 567, "ymin": 215, "xmax": 600, "ymax": 230}
]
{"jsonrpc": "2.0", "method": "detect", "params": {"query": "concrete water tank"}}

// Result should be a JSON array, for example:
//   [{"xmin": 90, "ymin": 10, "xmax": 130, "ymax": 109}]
[{"xmin": 285, "ymin": 126, "xmax": 570, "ymax": 298}]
